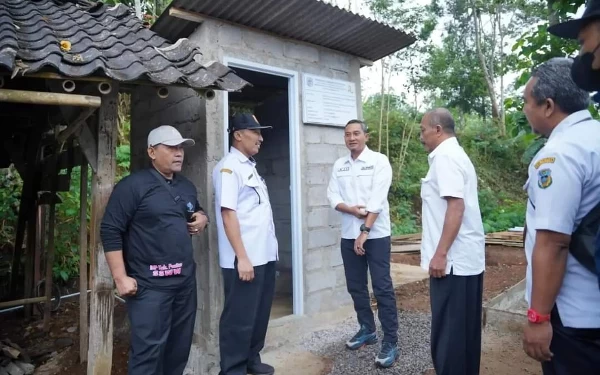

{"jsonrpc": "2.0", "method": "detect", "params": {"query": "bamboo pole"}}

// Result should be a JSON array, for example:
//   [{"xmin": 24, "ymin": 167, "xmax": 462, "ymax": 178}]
[
  {"xmin": 0, "ymin": 89, "xmax": 101, "ymax": 107},
  {"xmin": 79, "ymin": 162, "xmax": 89, "ymax": 364},
  {"xmin": 0, "ymin": 296, "xmax": 48, "ymax": 309}
]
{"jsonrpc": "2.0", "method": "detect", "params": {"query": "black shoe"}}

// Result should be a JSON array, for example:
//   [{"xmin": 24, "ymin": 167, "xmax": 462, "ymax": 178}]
[{"xmin": 248, "ymin": 362, "xmax": 275, "ymax": 375}]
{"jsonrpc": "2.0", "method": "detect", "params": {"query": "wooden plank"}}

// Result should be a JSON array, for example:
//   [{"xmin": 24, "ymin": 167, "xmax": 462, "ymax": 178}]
[
  {"xmin": 79, "ymin": 162, "xmax": 89, "ymax": 364},
  {"xmin": 87, "ymin": 89, "xmax": 117, "ymax": 375},
  {"xmin": 391, "ymin": 244, "xmax": 421, "ymax": 253}
]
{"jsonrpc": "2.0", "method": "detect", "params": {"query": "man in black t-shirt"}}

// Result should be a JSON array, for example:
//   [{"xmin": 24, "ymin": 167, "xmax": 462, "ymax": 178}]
[{"xmin": 100, "ymin": 125, "xmax": 209, "ymax": 375}]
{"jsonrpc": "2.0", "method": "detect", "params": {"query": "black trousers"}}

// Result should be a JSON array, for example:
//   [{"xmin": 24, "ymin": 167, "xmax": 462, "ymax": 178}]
[
  {"xmin": 542, "ymin": 306, "xmax": 600, "ymax": 375},
  {"xmin": 341, "ymin": 236, "xmax": 398, "ymax": 343},
  {"xmin": 429, "ymin": 270, "xmax": 483, "ymax": 375},
  {"xmin": 219, "ymin": 261, "xmax": 276, "ymax": 375},
  {"xmin": 126, "ymin": 282, "xmax": 197, "ymax": 375}
]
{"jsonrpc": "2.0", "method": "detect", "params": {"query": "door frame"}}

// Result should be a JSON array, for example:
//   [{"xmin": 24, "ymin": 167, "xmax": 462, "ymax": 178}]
[{"xmin": 221, "ymin": 57, "xmax": 304, "ymax": 316}]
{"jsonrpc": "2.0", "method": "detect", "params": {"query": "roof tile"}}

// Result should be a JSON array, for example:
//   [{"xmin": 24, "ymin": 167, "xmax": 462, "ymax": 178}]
[{"xmin": 0, "ymin": 0, "xmax": 249, "ymax": 91}]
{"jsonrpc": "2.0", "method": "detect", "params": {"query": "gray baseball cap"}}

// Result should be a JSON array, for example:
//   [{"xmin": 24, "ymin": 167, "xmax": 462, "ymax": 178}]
[{"xmin": 147, "ymin": 125, "xmax": 195, "ymax": 147}]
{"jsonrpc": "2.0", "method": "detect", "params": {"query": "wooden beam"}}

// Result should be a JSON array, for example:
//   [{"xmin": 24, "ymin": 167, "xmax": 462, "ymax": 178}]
[
  {"xmin": 58, "ymin": 108, "xmax": 96, "ymax": 143},
  {"xmin": 43, "ymin": 152, "xmax": 59, "ymax": 331},
  {"xmin": 0, "ymin": 89, "xmax": 101, "ymax": 107},
  {"xmin": 79, "ymin": 162, "xmax": 89, "ymax": 364},
  {"xmin": 358, "ymin": 57, "xmax": 374, "ymax": 67},
  {"xmin": 169, "ymin": 7, "xmax": 206, "ymax": 23},
  {"xmin": 23, "ymin": 205, "xmax": 36, "ymax": 319},
  {"xmin": 0, "ymin": 296, "xmax": 48, "ymax": 309},
  {"xmin": 34, "ymin": 205, "xmax": 45, "ymax": 286},
  {"xmin": 78, "ymin": 122, "xmax": 98, "ymax": 173},
  {"xmin": 9, "ymin": 131, "xmax": 41, "ymax": 298},
  {"xmin": 5, "ymin": 71, "xmax": 216, "ymax": 92},
  {"xmin": 87, "ymin": 89, "xmax": 118, "ymax": 375}
]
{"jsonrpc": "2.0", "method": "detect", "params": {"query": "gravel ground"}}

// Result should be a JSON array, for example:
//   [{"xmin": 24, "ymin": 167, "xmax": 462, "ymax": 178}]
[{"xmin": 302, "ymin": 311, "xmax": 433, "ymax": 375}]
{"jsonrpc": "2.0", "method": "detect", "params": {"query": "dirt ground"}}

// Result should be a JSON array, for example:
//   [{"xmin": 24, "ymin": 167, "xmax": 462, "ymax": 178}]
[
  {"xmin": 0, "ymin": 245, "xmax": 540, "ymax": 375},
  {"xmin": 393, "ymin": 245, "xmax": 542, "ymax": 375}
]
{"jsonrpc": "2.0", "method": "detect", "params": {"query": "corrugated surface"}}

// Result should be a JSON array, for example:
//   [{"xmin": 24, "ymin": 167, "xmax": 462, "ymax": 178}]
[
  {"xmin": 0, "ymin": 0, "xmax": 249, "ymax": 91},
  {"xmin": 152, "ymin": 0, "xmax": 416, "ymax": 62}
]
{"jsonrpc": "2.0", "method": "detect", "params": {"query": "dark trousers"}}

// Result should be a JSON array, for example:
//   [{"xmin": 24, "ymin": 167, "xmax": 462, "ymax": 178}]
[
  {"xmin": 126, "ymin": 282, "xmax": 197, "ymax": 375},
  {"xmin": 429, "ymin": 270, "xmax": 483, "ymax": 375},
  {"xmin": 219, "ymin": 261, "xmax": 276, "ymax": 375},
  {"xmin": 341, "ymin": 236, "xmax": 398, "ymax": 343},
  {"xmin": 542, "ymin": 306, "xmax": 600, "ymax": 375}
]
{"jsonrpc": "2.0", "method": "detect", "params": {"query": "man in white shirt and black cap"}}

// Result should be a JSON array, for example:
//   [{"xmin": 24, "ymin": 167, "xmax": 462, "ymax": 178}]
[
  {"xmin": 213, "ymin": 113, "xmax": 278, "ymax": 375},
  {"xmin": 327, "ymin": 119, "xmax": 399, "ymax": 368},
  {"xmin": 101, "ymin": 125, "xmax": 209, "ymax": 375}
]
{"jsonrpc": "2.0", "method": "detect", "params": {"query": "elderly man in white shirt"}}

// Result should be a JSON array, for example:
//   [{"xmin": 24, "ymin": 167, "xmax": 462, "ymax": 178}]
[
  {"xmin": 419, "ymin": 108, "xmax": 486, "ymax": 375},
  {"xmin": 327, "ymin": 119, "xmax": 399, "ymax": 368}
]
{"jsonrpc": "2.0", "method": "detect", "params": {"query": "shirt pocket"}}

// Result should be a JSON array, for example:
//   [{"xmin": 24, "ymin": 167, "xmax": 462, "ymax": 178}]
[
  {"xmin": 356, "ymin": 168, "xmax": 374, "ymax": 190},
  {"xmin": 420, "ymin": 177, "xmax": 436, "ymax": 200},
  {"xmin": 243, "ymin": 176, "xmax": 262, "ymax": 207}
]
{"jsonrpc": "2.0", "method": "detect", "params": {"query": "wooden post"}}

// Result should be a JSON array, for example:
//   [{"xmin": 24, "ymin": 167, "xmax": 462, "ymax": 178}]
[
  {"xmin": 43, "ymin": 156, "xmax": 59, "ymax": 331},
  {"xmin": 79, "ymin": 162, "xmax": 89, "ymax": 363},
  {"xmin": 23, "ymin": 207, "xmax": 36, "ymax": 319},
  {"xmin": 87, "ymin": 89, "xmax": 118, "ymax": 375},
  {"xmin": 35, "ymin": 205, "xmax": 46, "ymax": 286}
]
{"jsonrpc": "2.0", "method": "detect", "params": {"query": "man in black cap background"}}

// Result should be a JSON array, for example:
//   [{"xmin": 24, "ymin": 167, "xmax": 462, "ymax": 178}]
[
  {"xmin": 548, "ymin": 0, "xmax": 600, "ymax": 92},
  {"xmin": 212, "ymin": 113, "xmax": 278, "ymax": 375}
]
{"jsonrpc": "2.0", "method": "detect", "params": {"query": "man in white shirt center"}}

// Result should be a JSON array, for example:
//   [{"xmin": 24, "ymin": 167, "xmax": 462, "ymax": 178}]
[
  {"xmin": 327, "ymin": 119, "xmax": 399, "ymax": 369},
  {"xmin": 419, "ymin": 108, "xmax": 486, "ymax": 375}
]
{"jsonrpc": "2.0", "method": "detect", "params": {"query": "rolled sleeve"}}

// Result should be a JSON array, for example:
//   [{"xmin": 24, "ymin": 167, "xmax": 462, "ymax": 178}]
[
  {"xmin": 219, "ymin": 166, "xmax": 241, "ymax": 211},
  {"xmin": 100, "ymin": 178, "xmax": 138, "ymax": 252},
  {"xmin": 327, "ymin": 165, "xmax": 345, "ymax": 210},
  {"xmin": 365, "ymin": 155, "xmax": 392, "ymax": 213},
  {"xmin": 532, "ymin": 152, "xmax": 582, "ymax": 235},
  {"xmin": 433, "ymin": 155, "xmax": 465, "ymax": 199}
]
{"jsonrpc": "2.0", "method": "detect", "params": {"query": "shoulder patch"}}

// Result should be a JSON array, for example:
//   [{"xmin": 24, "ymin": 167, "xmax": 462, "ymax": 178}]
[
  {"xmin": 537, "ymin": 168, "xmax": 552, "ymax": 189},
  {"xmin": 220, "ymin": 168, "xmax": 233, "ymax": 174},
  {"xmin": 534, "ymin": 157, "xmax": 555, "ymax": 169}
]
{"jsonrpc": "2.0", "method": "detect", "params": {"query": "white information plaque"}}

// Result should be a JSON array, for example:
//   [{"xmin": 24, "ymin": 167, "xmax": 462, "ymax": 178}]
[{"xmin": 302, "ymin": 73, "xmax": 358, "ymax": 127}]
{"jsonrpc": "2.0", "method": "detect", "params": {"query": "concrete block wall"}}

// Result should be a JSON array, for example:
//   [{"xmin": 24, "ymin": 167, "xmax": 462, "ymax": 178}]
[{"xmin": 190, "ymin": 20, "xmax": 362, "ymax": 319}]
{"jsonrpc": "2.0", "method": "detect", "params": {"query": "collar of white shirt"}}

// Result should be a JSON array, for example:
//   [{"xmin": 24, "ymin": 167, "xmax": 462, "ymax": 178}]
[
  {"xmin": 230, "ymin": 146, "xmax": 256, "ymax": 165},
  {"xmin": 345, "ymin": 145, "xmax": 374, "ymax": 164},
  {"xmin": 548, "ymin": 109, "xmax": 593, "ymax": 142},
  {"xmin": 427, "ymin": 136, "xmax": 459, "ymax": 164}
]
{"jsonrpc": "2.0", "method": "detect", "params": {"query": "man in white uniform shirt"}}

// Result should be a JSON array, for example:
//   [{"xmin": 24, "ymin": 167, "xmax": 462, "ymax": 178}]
[
  {"xmin": 419, "ymin": 108, "xmax": 486, "ymax": 375},
  {"xmin": 327, "ymin": 119, "xmax": 399, "ymax": 368},
  {"xmin": 521, "ymin": 57, "xmax": 600, "ymax": 375},
  {"xmin": 213, "ymin": 114, "xmax": 278, "ymax": 375}
]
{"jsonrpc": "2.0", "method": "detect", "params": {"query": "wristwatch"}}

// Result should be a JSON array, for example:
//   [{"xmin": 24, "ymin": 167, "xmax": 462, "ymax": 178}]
[
  {"xmin": 527, "ymin": 308, "xmax": 550, "ymax": 324},
  {"xmin": 359, "ymin": 224, "xmax": 371, "ymax": 233}
]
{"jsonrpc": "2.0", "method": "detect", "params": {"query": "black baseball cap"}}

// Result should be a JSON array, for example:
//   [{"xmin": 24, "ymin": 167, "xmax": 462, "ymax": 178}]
[
  {"xmin": 548, "ymin": 0, "xmax": 600, "ymax": 39},
  {"xmin": 228, "ymin": 113, "xmax": 272, "ymax": 132}
]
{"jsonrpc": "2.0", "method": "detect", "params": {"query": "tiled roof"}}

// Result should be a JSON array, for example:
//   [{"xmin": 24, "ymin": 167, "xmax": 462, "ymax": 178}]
[{"xmin": 0, "ymin": 0, "xmax": 249, "ymax": 91}]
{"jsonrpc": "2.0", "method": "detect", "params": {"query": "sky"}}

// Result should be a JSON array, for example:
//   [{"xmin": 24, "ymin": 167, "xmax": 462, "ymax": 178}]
[{"xmin": 325, "ymin": 0, "xmax": 587, "ymax": 109}]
